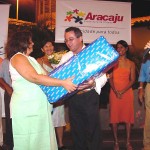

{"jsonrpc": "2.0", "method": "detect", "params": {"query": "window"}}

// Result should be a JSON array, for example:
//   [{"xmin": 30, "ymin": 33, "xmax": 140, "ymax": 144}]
[
  {"xmin": 44, "ymin": 0, "xmax": 50, "ymax": 13},
  {"xmin": 40, "ymin": 0, "xmax": 43, "ymax": 14}
]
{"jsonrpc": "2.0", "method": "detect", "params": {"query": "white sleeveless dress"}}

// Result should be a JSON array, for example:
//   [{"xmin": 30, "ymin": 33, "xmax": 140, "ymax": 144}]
[{"xmin": 42, "ymin": 63, "xmax": 66, "ymax": 127}]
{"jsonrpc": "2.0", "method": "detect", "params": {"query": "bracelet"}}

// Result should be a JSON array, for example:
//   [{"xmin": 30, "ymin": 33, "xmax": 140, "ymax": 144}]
[{"xmin": 138, "ymin": 86, "xmax": 143, "ymax": 90}]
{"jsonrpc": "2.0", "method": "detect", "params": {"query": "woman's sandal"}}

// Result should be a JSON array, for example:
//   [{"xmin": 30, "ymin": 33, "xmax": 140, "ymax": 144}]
[
  {"xmin": 126, "ymin": 143, "xmax": 133, "ymax": 150},
  {"xmin": 114, "ymin": 142, "xmax": 119, "ymax": 150}
]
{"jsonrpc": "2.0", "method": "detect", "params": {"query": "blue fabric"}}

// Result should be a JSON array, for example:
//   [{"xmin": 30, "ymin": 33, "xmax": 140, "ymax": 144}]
[
  {"xmin": 138, "ymin": 60, "xmax": 150, "ymax": 82},
  {"xmin": 39, "ymin": 36, "xmax": 119, "ymax": 103}
]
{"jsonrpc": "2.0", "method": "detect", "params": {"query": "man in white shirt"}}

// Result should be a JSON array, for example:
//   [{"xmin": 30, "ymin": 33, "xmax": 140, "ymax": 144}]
[{"xmin": 61, "ymin": 27, "xmax": 107, "ymax": 150}]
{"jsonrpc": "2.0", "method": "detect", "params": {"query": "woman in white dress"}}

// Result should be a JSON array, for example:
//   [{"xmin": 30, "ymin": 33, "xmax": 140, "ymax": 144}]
[
  {"xmin": 6, "ymin": 31, "xmax": 77, "ymax": 150},
  {"xmin": 37, "ymin": 39, "xmax": 68, "ymax": 150}
]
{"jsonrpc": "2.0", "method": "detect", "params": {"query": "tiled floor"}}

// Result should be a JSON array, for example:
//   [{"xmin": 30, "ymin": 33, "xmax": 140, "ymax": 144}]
[
  {"xmin": 63, "ymin": 128, "xmax": 144, "ymax": 150},
  {"xmin": 5, "ymin": 128, "xmax": 143, "ymax": 150}
]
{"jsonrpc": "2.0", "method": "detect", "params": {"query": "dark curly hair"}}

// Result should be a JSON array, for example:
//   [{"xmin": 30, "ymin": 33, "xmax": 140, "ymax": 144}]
[{"xmin": 6, "ymin": 31, "xmax": 32, "ymax": 60}]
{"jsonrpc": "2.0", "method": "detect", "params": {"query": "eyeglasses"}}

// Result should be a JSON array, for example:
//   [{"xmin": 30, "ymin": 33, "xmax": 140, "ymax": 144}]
[{"xmin": 64, "ymin": 37, "xmax": 77, "ymax": 43}]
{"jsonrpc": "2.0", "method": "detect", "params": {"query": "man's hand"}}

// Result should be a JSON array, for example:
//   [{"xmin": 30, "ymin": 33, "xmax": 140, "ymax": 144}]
[
  {"xmin": 78, "ymin": 78, "xmax": 96, "ymax": 90},
  {"xmin": 6, "ymin": 86, "xmax": 13, "ymax": 96},
  {"xmin": 138, "ymin": 89, "xmax": 144, "ymax": 103}
]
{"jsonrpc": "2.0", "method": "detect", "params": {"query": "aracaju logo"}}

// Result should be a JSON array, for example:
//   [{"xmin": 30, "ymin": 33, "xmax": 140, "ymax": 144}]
[{"xmin": 64, "ymin": 9, "xmax": 124, "ymax": 24}]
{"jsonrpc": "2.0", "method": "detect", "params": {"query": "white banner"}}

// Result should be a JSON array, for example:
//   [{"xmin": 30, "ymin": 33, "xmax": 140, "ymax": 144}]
[
  {"xmin": 0, "ymin": 4, "xmax": 10, "ymax": 58},
  {"xmin": 56, "ymin": 0, "xmax": 131, "ymax": 44}
]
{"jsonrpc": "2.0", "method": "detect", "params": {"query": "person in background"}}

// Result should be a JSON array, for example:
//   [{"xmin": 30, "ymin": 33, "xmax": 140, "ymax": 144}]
[
  {"xmin": 138, "ymin": 41, "xmax": 150, "ymax": 150},
  {"xmin": 5, "ymin": 31, "xmax": 77, "ymax": 150},
  {"xmin": 59, "ymin": 26, "xmax": 107, "ymax": 150},
  {"xmin": 37, "ymin": 39, "xmax": 54, "ymax": 72},
  {"xmin": 37, "ymin": 39, "xmax": 68, "ymax": 150},
  {"xmin": 0, "ymin": 57, "xmax": 8, "ymax": 150},
  {"xmin": 109, "ymin": 40, "xmax": 135, "ymax": 150},
  {"xmin": 0, "ymin": 58, "xmax": 13, "ymax": 149}
]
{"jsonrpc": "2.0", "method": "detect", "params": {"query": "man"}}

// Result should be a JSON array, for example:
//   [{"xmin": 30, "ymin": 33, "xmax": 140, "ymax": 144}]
[
  {"xmin": 60, "ymin": 27, "xmax": 107, "ymax": 150},
  {"xmin": 0, "ymin": 58, "xmax": 13, "ymax": 149},
  {"xmin": 138, "ymin": 41, "xmax": 150, "ymax": 150}
]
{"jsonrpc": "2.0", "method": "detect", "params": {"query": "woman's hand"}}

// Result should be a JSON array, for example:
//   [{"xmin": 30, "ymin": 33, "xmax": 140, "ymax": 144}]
[
  {"xmin": 114, "ymin": 90, "xmax": 124, "ymax": 99},
  {"xmin": 63, "ymin": 76, "xmax": 77, "ymax": 93},
  {"xmin": 115, "ymin": 91, "xmax": 122, "ymax": 99}
]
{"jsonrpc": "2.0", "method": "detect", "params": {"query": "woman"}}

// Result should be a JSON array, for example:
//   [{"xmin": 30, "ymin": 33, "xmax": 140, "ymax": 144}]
[
  {"xmin": 37, "ymin": 40, "xmax": 68, "ymax": 150},
  {"xmin": 6, "ymin": 31, "xmax": 77, "ymax": 150},
  {"xmin": 109, "ymin": 40, "xmax": 135, "ymax": 150},
  {"xmin": 37, "ymin": 39, "xmax": 54, "ymax": 72}
]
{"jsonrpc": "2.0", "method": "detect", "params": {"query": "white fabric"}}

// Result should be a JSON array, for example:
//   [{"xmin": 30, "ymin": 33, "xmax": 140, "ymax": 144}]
[
  {"xmin": 95, "ymin": 74, "xmax": 107, "ymax": 95},
  {"xmin": 43, "ymin": 63, "xmax": 53, "ymax": 72},
  {"xmin": 9, "ymin": 55, "xmax": 23, "ymax": 119},
  {"xmin": 52, "ymin": 105, "xmax": 66, "ymax": 127},
  {"xmin": 56, "ymin": 0, "xmax": 131, "ymax": 44},
  {"xmin": 9, "ymin": 60, "xmax": 22, "ymax": 82},
  {"xmin": 0, "ymin": 89, "xmax": 5, "ymax": 117}
]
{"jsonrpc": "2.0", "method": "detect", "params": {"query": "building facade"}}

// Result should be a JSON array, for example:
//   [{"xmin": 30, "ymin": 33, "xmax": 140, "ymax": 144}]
[{"xmin": 35, "ymin": 0, "xmax": 56, "ymax": 30}]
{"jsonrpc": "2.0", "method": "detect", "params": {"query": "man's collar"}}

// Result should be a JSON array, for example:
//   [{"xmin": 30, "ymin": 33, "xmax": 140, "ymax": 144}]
[{"xmin": 82, "ymin": 44, "xmax": 86, "ymax": 49}]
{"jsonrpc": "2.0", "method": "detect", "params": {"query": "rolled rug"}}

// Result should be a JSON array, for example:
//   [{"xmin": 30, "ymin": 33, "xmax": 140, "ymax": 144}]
[{"xmin": 39, "ymin": 36, "xmax": 119, "ymax": 103}]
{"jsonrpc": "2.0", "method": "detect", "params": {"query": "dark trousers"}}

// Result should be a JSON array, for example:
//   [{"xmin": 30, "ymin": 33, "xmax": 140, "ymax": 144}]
[
  {"xmin": 68, "ymin": 90, "xmax": 102, "ymax": 150},
  {"xmin": 4, "ymin": 92, "xmax": 13, "ymax": 148}
]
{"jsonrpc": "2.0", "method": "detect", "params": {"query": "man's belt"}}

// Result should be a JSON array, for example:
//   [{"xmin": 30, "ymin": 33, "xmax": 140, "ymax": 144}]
[{"xmin": 77, "ymin": 89, "xmax": 91, "ymax": 95}]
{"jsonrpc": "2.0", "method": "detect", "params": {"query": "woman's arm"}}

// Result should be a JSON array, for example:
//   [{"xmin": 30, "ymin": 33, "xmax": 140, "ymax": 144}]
[
  {"xmin": 0, "ymin": 78, "xmax": 13, "ymax": 96},
  {"xmin": 11, "ymin": 54, "xmax": 77, "ymax": 93},
  {"xmin": 119, "ymin": 61, "xmax": 136, "ymax": 95},
  {"xmin": 109, "ymin": 72, "xmax": 118, "ymax": 95}
]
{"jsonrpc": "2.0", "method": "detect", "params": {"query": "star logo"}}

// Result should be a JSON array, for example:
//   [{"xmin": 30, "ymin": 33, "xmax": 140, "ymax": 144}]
[{"xmin": 64, "ymin": 9, "xmax": 86, "ymax": 24}]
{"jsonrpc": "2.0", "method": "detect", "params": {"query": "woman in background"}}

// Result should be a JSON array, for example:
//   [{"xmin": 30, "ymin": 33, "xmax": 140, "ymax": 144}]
[
  {"xmin": 109, "ymin": 40, "xmax": 135, "ymax": 150},
  {"xmin": 6, "ymin": 31, "xmax": 77, "ymax": 150},
  {"xmin": 37, "ymin": 39, "xmax": 68, "ymax": 150},
  {"xmin": 37, "ymin": 39, "xmax": 54, "ymax": 72}
]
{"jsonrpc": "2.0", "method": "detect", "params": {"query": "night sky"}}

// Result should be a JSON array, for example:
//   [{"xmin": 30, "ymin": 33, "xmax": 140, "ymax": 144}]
[
  {"xmin": 0, "ymin": 0, "xmax": 150, "ymax": 22},
  {"xmin": 131, "ymin": 0, "xmax": 150, "ymax": 18},
  {"xmin": 0, "ymin": 0, "xmax": 36, "ymax": 22}
]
